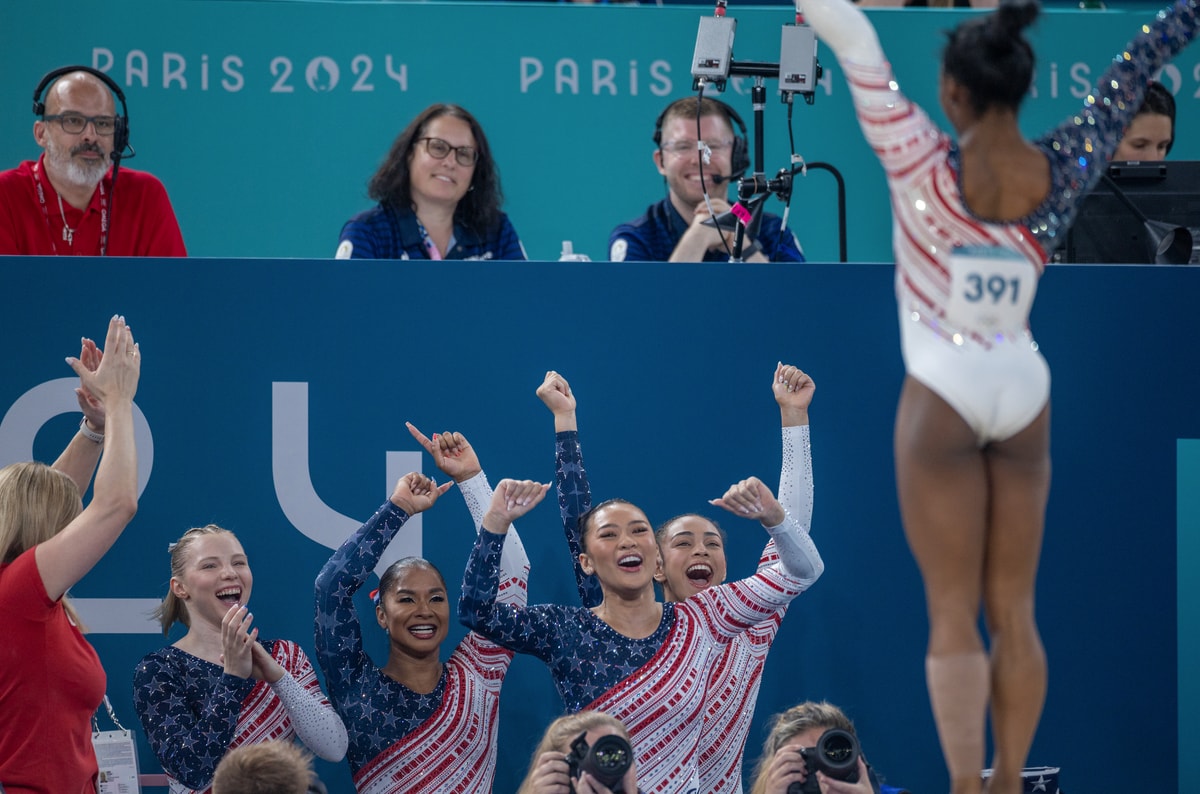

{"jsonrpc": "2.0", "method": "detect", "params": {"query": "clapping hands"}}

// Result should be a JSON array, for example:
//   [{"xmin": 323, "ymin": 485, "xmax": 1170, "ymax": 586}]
[{"xmin": 66, "ymin": 315, "xmax": 140, "ymax": 409}]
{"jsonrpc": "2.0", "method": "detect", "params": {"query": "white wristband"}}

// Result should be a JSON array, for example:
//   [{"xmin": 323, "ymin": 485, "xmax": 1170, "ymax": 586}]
[{"xmin": 79, "ymin": 417, "xmax": 104, "ymax": 444}]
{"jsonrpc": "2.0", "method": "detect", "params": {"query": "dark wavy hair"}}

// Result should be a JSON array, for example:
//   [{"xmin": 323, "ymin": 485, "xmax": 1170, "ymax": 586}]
[
  {"xmin": 367, "ymin": 103, "xmax": 504, "ymax": 236},
  {"xmin": 1136, "ymin": 80, "xmax": 1176, "ymax": 154},
  {"xmin": 943, "ymin": 0, "xmax": 1040, "ymax": 116}
]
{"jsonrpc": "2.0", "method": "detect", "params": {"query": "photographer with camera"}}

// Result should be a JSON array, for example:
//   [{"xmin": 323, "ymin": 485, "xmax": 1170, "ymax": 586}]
[
  {"xmin": 518, "ymin": 711, "xmax": 641, "ymax": 794},
  {"xmin": 749, "ymin": 702, "xmax": 909, "ymax": 794}
]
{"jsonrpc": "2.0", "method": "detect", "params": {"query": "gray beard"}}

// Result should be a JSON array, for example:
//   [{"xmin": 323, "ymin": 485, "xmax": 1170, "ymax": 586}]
[{"xmin": 45, "ymin": 138, "xmax": 109, "ymax": 191}]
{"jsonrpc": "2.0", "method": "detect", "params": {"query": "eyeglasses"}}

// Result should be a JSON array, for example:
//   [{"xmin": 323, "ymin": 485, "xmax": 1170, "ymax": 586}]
[
  {"xmin": 42, "ymin": 113, "xmax": 119, "ymax": 136},
  {"xmin": 416, "ymin": 137, "xmax": 479, "ymax": 167},
  {"xmin": 660, "ymin": 139, "xmax": 733, "ymax": 156}
]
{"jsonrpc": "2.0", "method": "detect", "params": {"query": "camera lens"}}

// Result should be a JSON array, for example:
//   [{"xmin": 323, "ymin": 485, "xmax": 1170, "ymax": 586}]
[
  {"xmin": 821, "ymin": 732, "xmax": 855, "ymax": 763},
  {"xmin": 584, "ymin": 734, "xmax": 633, "ymax": 791},
  {"xmin": 815, "ymin": 729, "xmax": 860, "ymax": 777},
  {"xmin": 594, "ymin": 743, "xmax": 629, "ymax": 770}
]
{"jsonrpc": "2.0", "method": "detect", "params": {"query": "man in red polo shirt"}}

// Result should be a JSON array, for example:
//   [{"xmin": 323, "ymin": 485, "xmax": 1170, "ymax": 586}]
[{"xmin": 0, "ymin": 67, "xmax": 186, "ymax": 257}]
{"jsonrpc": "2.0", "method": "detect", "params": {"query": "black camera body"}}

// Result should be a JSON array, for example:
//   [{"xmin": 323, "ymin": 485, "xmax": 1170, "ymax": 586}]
[
  {"xmin": 786, "ymin": 728, "xmax": 861, "ymax": 794},
  {"xmin": 565, "ymin": 731, "xmax": 633, "ymax": 793}
]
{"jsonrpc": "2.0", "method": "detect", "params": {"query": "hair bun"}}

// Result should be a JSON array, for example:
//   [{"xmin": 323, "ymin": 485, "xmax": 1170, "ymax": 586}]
[{"xmin": 995, "ymin": 0, "xmax": 1041, "ymax": 35}]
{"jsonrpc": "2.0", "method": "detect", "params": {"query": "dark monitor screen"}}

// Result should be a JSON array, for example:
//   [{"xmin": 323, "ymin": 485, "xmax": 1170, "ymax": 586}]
[{"xmin": 1062, "ymin": 160, "xmax": 1200, "ymax": 265}]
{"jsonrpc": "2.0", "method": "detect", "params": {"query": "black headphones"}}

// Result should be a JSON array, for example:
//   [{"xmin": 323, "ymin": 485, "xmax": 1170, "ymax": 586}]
[
  {"xmin": 653, "ymin": 96, "xmax": 750, "ymax": 179},
  {"xmin": 33, "ymin": 65, "xmax": 130, "ymax": 161}
]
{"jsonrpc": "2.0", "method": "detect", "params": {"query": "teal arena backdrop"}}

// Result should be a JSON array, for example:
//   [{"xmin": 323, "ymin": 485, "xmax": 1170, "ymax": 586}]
[
  {"xmin": 1, "ymin": 259, "xmax": 1197, "ymax": 792},
  {"xmin": 2, "ymin": 0, "xmax": 1199, "ymax": 261},
  {"xmin": 2, "ymin": 0, "xmax": 1199, "ymax": 791}
]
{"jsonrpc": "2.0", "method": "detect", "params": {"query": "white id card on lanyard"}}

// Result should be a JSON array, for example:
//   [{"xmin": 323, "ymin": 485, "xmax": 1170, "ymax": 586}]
[{"xmin": 93, "ymin": 694, "xmax": 141, "ymax": 794}]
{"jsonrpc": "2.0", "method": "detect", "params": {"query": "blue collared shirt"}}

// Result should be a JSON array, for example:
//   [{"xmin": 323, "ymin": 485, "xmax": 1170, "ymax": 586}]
[
  {"xmin": 336, "ymin": 202, "xmax": 526, "ymax": 261},
  {"xmin": 609, "ymin": 197, "xmax": 804, "ymax": 262}
]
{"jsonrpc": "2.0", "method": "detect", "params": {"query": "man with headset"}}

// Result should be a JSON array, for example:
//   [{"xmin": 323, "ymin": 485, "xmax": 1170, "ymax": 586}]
[
  {"xmin": 0, "ymin": 66, "xmax": 186, "ymax": 256},
  {"xmin": 608, "ymin": 96, "xmax": 804, "ymax": 263}
]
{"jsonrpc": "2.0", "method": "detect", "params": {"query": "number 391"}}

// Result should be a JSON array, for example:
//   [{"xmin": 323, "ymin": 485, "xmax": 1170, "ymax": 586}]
[{"xmin": 963, "ymin": 273, "xmax": 1020, "ymax": 304}]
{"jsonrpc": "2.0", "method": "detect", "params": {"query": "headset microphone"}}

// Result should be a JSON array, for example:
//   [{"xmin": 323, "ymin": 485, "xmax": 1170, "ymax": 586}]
[
  {"xmin": 32, "ymin": 64, "xmax": 133, "ymax": 255},
  {"xmin": 113, "ymin": 143, "xmax": 136, "ymax": 163},
  {"xmin": 33, "ymin": 65, "xmax": 130, "ymax": 158}
]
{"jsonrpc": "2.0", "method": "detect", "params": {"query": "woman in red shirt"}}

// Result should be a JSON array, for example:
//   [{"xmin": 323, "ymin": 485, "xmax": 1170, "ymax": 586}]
[{"xmin": 0, "ymin": 316, "xmax": 141, "ymax": 793}]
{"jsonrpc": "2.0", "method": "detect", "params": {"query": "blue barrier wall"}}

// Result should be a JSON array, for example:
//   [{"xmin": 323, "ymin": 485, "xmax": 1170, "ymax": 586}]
[
  {"xmin": 2, "ymin": 1, "xmax": 1199, "ymax": 263},
  {"xmin": 1, "ymin": 258, "xmax": 1195, "ymax": 792}
]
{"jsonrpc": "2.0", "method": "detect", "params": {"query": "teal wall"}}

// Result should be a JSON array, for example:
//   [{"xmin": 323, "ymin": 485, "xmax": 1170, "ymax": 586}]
[{"xmin": 2, "ymin": 0, "xmax": 1198, "ymax": 262}]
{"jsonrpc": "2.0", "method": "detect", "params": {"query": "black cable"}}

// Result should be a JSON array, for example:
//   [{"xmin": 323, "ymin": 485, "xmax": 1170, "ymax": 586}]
[
  {"xmin": 694, "ymin": 84, "xmax": 735, "ymax": 260},
  {"xmin": 774, "ymin": 96, "xmax": 797, "ymax": 260}
]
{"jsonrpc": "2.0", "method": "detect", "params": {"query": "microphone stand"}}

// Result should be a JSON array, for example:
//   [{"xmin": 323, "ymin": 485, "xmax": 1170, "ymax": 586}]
[
  {"xmin": 720, "ymin": 63, "xmax": 823, "ymax": 261},
  {"xmin": 769, "ymin": 162, "xmax": 848, "ymax": 263},
  {"xmin": 723, "ymin": 71, "xmax": 772, "ymax": 262}
]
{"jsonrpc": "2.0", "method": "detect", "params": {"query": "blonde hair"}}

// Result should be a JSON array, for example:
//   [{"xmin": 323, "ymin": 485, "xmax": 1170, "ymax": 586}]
[
  {"xmin": 0, "ymin": 461, "xmax": 86, "ymax": 629},
  {"xmin": 748, "ymin": 702, "xmax": 857, "ymax": 794},
  {"xmin": 516, "ymin": 711, "xmax": 633, "ymax": 794},
  {"xmin": 154, "ymin": 524, "xmax": 239, "ymax": 634},
  {"xmin": 211, "ymin": 740, "xmax": 313, "ymax": 794}
]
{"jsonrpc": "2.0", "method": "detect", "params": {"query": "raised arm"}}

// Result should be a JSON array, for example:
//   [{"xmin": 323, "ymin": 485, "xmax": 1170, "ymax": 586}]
[
  {"xmin": 1047, "ymin": 0, "xmax": 1199, "ymax": 174},
  {"xmin": 536, "ymin": 370, "xmax": 602, "ymax": 607},
  {"xmin": 314, "ymin": 472, "xmax": 450, "ymax": 694},
  {"xmin": 692, "ymin": 477, "xmax": 823, "ymax": 641},
  {"xmin": 459, "ymin": 479, "xmax": 561, "ymax": 653},
  {"xmin": 749, "ymin": 363, "xmax": 817, "ymax": 573},
  {"xmin": 50, "ymin": 336, "xmax": 106, "ymax": 494},
  {"xmin": 712, "ymin": 476, "xmax": 823, "ymax": 587},
  {"xmin": 407, "ymin": 422, "xmax": 532, "ymax": 606},
  {"xmin": 775, "ymin": 362, "xmax": 815, "ymax": 536},
  {"xmin": 795, "ymin": 0, "xmax": 886, "ymax": 66},
  {"xmin": 37, "ymin": 316, "xmax": 139, "ymax": 601}
]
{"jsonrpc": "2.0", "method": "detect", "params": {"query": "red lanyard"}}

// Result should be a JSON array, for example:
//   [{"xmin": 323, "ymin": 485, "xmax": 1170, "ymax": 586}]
[{"xmin": 31, "ymin": 160, "xmax": 108, "ymax": 256}]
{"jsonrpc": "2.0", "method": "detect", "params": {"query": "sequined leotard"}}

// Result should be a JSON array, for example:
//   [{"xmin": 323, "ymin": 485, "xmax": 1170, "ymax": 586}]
[
  {"xmin": 314, "ymin": 473, "xmax": 530, "ymax": 794},
  {"xmin": 460, "ymin": 471, "xmax": 821, "ymax": 794},
  {"xmin": 552, "ymin": 426, "xmax": 816, "ymax": 794},
  {"xmin": 801, "ymin": 0, "xmax": 1198, "ymax": 442},
  {"xmin": 133, "ymin": 639, "xmax": 347, "ymax": 794}
]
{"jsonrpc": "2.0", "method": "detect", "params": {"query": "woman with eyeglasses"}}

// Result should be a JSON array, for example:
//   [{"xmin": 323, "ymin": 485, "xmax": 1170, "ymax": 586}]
[{"xmin": 335, "ymin": 103, "xmax": 526, "ymax": 261}]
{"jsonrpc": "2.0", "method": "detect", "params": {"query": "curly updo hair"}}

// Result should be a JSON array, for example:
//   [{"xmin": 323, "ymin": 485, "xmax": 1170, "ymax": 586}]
[{"xmin": 943, "ymin": 0, "xmax": 1041, "ymax": 116}]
